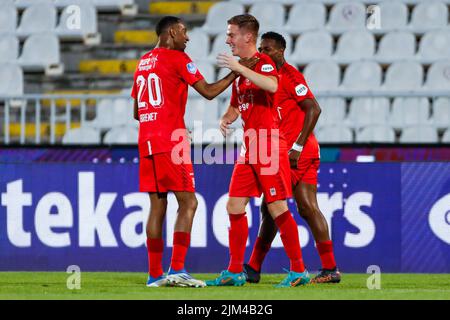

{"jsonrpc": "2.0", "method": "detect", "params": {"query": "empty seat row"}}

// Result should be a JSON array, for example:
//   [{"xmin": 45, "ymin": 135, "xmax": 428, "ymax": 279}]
[
  {"xmin": 12, "ymin": 0, "xmax": 134, "ymax": 11},
  {"xmin": 62, "ymin": 125, "xmax": 138, "ymax": 145},
  {"xmin": 317, "ymin": 97, "xmax": 450, "ymax": 130},
  {"xmin": 202, "ymin": 1, "xmax": 450, "ymax": 35},
  {"xmin": 1, "ymin": 0, "xmax": 99, "ymax": 43},
  {"xmin": 231, "ymin": 0, "xmax": 450, "ymax": 5},
  {"xmin": 316, "ymin": 124, "xmax": 449, "ymax": 143}
]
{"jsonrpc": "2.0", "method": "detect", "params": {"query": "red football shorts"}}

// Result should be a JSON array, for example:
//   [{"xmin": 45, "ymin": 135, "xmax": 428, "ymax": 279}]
[
  {"xmin": 139, "ymin": 152, "xmax": 195, "ymax": 193},
  {"xmin": 291, "ymin": 157, "xmax": 320, "ymax": 187},
  {"xmin": 228, "ymin": 151, "xmax": 292, "ymax": 204}
]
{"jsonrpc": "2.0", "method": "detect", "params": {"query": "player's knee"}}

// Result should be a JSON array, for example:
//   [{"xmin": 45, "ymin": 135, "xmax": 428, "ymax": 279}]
[{"xmin": 226, "ymin": 201, "xmax": 245, "ymax": 215}]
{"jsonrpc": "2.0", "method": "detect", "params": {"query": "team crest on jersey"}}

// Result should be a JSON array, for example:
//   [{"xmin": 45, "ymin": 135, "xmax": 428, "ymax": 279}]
[
  {"xmin": 295, "ymin": 84, "xmax": 308, "ymax": 96},
  {"xmin": 261, "ymin": 64, "xmax": 274, "ymax": 73},
  {"xmin": 187, "ymin": 62, "xmax": 197, "ymax": 74}
]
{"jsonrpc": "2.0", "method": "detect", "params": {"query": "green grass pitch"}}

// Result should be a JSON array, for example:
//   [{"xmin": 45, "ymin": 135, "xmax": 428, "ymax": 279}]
[{"xmin": 0, "ymin": 272, "xmax": 449, "ymax": 300}]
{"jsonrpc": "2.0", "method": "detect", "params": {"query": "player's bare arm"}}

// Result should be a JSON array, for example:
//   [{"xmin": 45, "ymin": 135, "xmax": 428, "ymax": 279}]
[
  {"xmin": 217, "ymin": 53, "xmax": 278, "ymax": 93},
  {"xmin": 133, "ymin": 99, "xmax": 138, "ymax": 120},
  {"xmin": 219, "ymin": 104, "xmax": 240, "ymax": 137},
  {"xmin": 289, "ymin": 98, "xmax": 321, "ymax": 168},
  {"xmin": 192, "ymin": 57, "xmax": 259, "ymax": 100}
]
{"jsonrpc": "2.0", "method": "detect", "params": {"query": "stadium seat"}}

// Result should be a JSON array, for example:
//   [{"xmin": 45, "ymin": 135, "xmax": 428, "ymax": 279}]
[
  {"xmin": 201, "ymin": 2, "xmax": 244, "ymax": 35},
  {"xmin": 424, "ymin": 61, "xmax": 450, "ymax": 90},
  {"xmin": 188, "ymin": 62, "xmax": 215, "ymax": 97},
  {"xmin": 62, "ymin": 127, "xmax": 101, "ymax": 144},
  {"xmin": 185, "ymin": 98, "xmax": 220, "ymax": 131},
  {"xmin": 390, "ymin": 98, "xmax": 431, "ymax": 129},
  {"xmin": 417, "ymin": 30, "xmax": 450, "ymax": 62},
  {"xmin": 103, "ymin": 126, "xmax": 138, "ymax": 144},
  {"xmin": 85, "ymin": 98, "xmax": 134, "ymax": 130},
  {"xmin": 290, "ymin": 31, "xmax": 333, "ymax": 64},
  {"xmin": 0, "ymin": 2, "xmax": 17, "ymax": 33},
  {"xmin": 18, "ymin": 33, "xmax": 63, "ymax": 75},
  {"xmin": 383, "ymin": 61, "xmax": 423, "ymax": 91},
  {"xmin": 185, "ymin": 29, "xmax": 210, "ymax": 62},
  {"xmin": 315, "ymin": 125, "xmax": 353, "ymax": 143},
  {"xmin": 400, "ymin": 125, "xmax": 438, "ymax": 143},
  {"xmin": 377, "ymin": 1, "xmax": 408, "ymax": 31},
  {"xmin": 0, "ymin": 35, "xmax": 19, "ymax": 63},
  {"xmin": 442, "ymin": 128, "xmax": 450, "ymax": 143},
  {"xmin": 376, "ymin": 32, "xmax": 416, "ymax": 63},
  {"xmin": 93, "ymin": 0, "xmax": 136, "ymax": 13},
  {"xmin": 208, "ymin": 34, "xmax": 231, "ymax": 62},
  {"xmin": 356, "ymin": 125, "xmax": 396, "ymax": 143},
  {"xmin": 334, "ymin": 30, "xmax": 375, "ymax": 63},
  {"xmin": 0, "ymin": 64, "xmax": 24, "ymax": 96},
  {"xmin": 15, "ymin": 0, "xmax": 52, "ymax": 9},
  {"xmin": 303, "ymin": 61, "xmax": 341, "ymax": 92},
  {"xmin": 326, "ymin": 2, "xmax": 366, "ymax": 33},
  {"xmin": 56, "ymin": 0, "xmax": 100, "ymax": 45},
  {"xmin": 248, "ymin": 2, "xmax": 285, "ymax": 33},
  {"xmin": 16, "ymin": 2, "xmax": 57, "ymax": 38},
  {"xmin": 215, "ymin": 68, "xmax": 233, "ymax": 98},
  {"xmin": 285, "ymin": 2, "xmax": 326, "ymax": 34},
  {"xmin": 346, "ymin": 98, "xmax": 391, "ymax": 129},
  {"xmin": 431, "ymin": 98, "xmax": 450, "ymax": 129},
  {"xmin": 409, "ymin": 1, "xmax": 449, "ymax": 32},
  {"xmin": 341, "ymin": 61, "xmax": 382, "ymax": 90},
  {"xmin": 315, "ymin": 98, "xmax": 347, "ymax": 128},
  {"xmin": 114, "ymin": 30, "xmax": 157, "ymax": 45}
]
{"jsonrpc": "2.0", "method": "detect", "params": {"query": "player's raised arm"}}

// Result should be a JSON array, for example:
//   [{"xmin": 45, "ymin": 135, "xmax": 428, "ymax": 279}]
[{"xmin": 217, "ymin": 53, "xmax": 278, "ymax": 93}]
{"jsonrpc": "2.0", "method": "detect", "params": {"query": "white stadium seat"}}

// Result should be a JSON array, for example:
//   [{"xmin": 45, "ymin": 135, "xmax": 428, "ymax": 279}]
[
  {"xmin": 0, "ymin": 64, "xmax": 23, "ymax": 96},
  {"xmin": 417, "ymin": 30, "xmax": 450, "ymax": 62},
  {"xmin": 62, "ymin": 127, "xmax": 101, "ymax": 144},
  {"xmin": 431, "ymin": 98, "xmax": 450, "ymax": 129},
  {"xmin": 103, "ymin": 126, "xmax": 138, "ymax": 144},
  {"xmin": 424, "ymin": 61, "xmax": 450, "ymax": 90},
  {"xmin": 316, "ymin": 98, "xmax": 347, "ymax": 128},
  {"xmin": 400, "ymin": 126, "xmax": 438, "ymax": 143},
  {"xmin": 378, "ymin": 1, "xmax": 408, "ymax": 31},
  {"xmin": 442, "ymin": 128, "xmax": 450, "ymax": 143},
  {"xmin": 383, "ymin": 61, "xmax": 424, "ymax": 91},
  {"xmin": 0, "ymin": 35, "xmax": 19, "ymax": 63},
  {"xmin": 303, "ymin": 61, "xmax": 341, "ymax": 91},
  {"xmin": 85, "ymin": 98, "xmax": 134, "ymax": 130},
  {"xmin": 249, "ymin": 2, "xmax": 285, "ymax": 33},
  {"xmin": 188, "ymin": 62, "xmax": 215, "ymax": 97},
  {"xmin": 185, "ymin": 29, "xmax": 210, "ymax": 62},
  {"xmin": 341, "ymin": 61, "xmax": 382, "ymax": 90},
  {"xmin": 346, "ymin": 98, "xmax": 391, "ymax": 129},
  {"xmin": 201, "ymin": 2, "xmax": 244, "ymax": 35},
  {"xmin": 56, "ymin": 0, "xmax": 99, "ymax": 44},
  {"xmin": 316, "ymin": 125, "xmax": 353, "ymax": 143},
  {"xmin": 285, "ymin": 2, "xmax": 326, "ymax": 34},
  {"xmin": 93, "ymin": 0, "xmax": 135, "ymax": 10},
  {"xmin": 208, "ymin": 34, "xmax": 231, "ymax": 62},
  {"xmin": 376, "ymin": 32, "xmax": 416, "ymax": 63},
  {"xmin": 18, "ymin": 33, "xmax": 63, "ymax": 75},
  {"xmin": 0, "ymin": 3, "xmax": 17, "ymax": 33},
  {"xmin": 215, "ymin": 68, "xmax": 233, "ymax": 98},
  {"xmin": 185, "ymin": 98, "xmax": 220, "ymax": 131},
  {"xmin": 334, "ymin": 30, "xmax": 375, "ymax": 62},
  {"xmin": 16, "ymin": 2, "xmax": 57, "ymax": 38},
  {"xmin": 390, "ymin": 98, "xmax": 430, "ymax": 129},
  {"xmin": 15, "ymin": 0, "xmax": 52, "ymax": 9},
  {"xmin": 327, "ymin": 2, "xmax": 366, "ymax": 33},
  {"xmin": 290, "ymin": 31, "xmax": 333, "ymax": 64},
  {"xmin": 356, "ymin": 125, "xmax": 396, "ymax": 143},
  {"xmin": 409, "ymin": 1, "xmax": 449, "ymax": 32}
]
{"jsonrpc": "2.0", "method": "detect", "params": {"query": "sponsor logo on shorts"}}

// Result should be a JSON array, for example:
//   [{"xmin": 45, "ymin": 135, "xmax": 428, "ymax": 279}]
[
  {"xmin": 295, "ymin": 84, "xmax": 308, "ymax": 96},
  {"xmin": 270, "ymin": 187, "xmax": 277, "ymax": 196},
  {"xmin": 261, "ymin": 64, "xmax": 274, "ymax": 73},
  {"xmin": 187, "ymin": 62, "xmax": 197, "ymax": 74}
]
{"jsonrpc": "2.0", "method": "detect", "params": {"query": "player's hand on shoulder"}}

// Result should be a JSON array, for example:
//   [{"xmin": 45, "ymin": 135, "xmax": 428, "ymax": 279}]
[
  {"xmin": 288, "ymin": 149, "xmax": 301, "ymax": 169},
  {"xmin": 239, "ymin": 57, "xmax": 259, "ymax": 70}
]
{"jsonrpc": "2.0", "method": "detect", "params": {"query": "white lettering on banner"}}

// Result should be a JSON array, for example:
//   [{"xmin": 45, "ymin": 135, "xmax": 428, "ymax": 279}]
[
  {"xmin": 166, "ymin": 193, "xmax": 207, "ymax": 247},
  {"xmin": 120, "ymin": 193, "xmax": 149, "ymax": 248},
  {"xmin": 428, "ymin": 193, "xmax": 450, "ymax": 244},
  {"xmin": 35, "ymin": 192, "xmax": 73, "ymax": 247},
  {"xmin": 1, "ymin": 180, "xmax": 32, "ymax": 247},
  {"xmin": 212, "ymin": 194, "xmax": 252, "ymax": 247},
  {"xmin": 78, "ymin": 172, "xmax": 118, "ymax": 247},
  {"xmin": 343, "ymin": 192, "xmax": 375, "ymax": 248},
  {"xmin": 316, "ymin": 192, "xmax": 344, "ymax": 240}
]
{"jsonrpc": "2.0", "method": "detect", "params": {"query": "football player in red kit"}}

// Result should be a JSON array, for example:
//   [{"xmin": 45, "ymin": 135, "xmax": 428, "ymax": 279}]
[
  {"xmin": 206, "ymin": 15, "xmax": 310, "ymax": 288},
  {"xmin": 131, "ymin": 16, "xmax": 258, "ymax": 287},
  {"xmin": 244, "ymin": 32, "xmax": 341, "ymax": 284}
]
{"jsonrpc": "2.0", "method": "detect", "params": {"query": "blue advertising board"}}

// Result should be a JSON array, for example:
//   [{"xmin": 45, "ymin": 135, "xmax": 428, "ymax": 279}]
[{"xmin": 0, "ymin": 162, "xmax": 449, "ymax": 273}]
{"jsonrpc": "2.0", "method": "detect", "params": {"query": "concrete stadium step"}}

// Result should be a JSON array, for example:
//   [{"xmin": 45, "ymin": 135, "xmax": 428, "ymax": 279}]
[
  {"xmin": 114, "ymin": 30, "xmax": 157, "ymax": 45},
  {"xmin": 79, "ymin": 59, "xmax": 139, "ymax": 74},
  {"xmin": 149, "ymin": 1, "xmax": 217, "ymax": 15}
]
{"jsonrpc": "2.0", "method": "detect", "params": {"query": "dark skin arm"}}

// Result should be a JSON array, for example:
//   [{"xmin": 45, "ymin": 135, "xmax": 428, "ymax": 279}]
[
  {"xmin": 289, "ymin": 98, "xmax": 321, "ymax": 168},
  {"xmin": 133, "ymin": 99, "xmax": 138, "ymax": 120}
]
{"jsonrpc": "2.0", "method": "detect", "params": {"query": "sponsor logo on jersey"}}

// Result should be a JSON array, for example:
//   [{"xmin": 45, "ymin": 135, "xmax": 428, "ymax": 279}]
[
  {"xmin": 261, "ymin": 64, "xmax": 274, "ymax": 73},
  {"xmin": 245, "ymin": 78, "xmax": 251, "ymax": 86},
  {"xmin": 295, "ymin": 84, "xmax": 308, "ymax": 96},
  {"xmin": 187, "ymin": 62, "xmax": 198, "ymax": 74},
  {"xmin": 139, "ymin": 55, "xmax": 158, "ymax": 71}
]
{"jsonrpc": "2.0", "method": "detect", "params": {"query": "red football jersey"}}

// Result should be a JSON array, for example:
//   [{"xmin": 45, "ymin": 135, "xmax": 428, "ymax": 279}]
[
  {"xmin": 230, "ymin": 52, "xmax": 280, "ymax": 160},
  {"xmin": 131, "ymin": 47, "xmax": 204, "ymax": 157},
  {"xmin": 276, "ymin": 62, "xmax": 320, "ymax": 159}
]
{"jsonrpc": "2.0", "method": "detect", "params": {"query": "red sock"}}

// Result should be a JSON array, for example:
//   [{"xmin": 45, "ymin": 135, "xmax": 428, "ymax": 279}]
[
  {"xmin": 248, "ymin": 237, "xmax": 271, "ymax": 272},
  {"xmin": 316, "ymin": 240, "xmax": 337, "ymax": 270},
  {"xmin": 227, "ymin": 213, "xmax": 248, "ymax": 274},
  {"xmin": 170, "ymin": 232, "xmax": 190, "ymax": 271},
  {"xmin": 274, "ymin": 211, "xmax": 305, "ymax": 273},
  {"xmin": 147, "ymin": 238, "xmax": 164, "ymax": 278}
]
